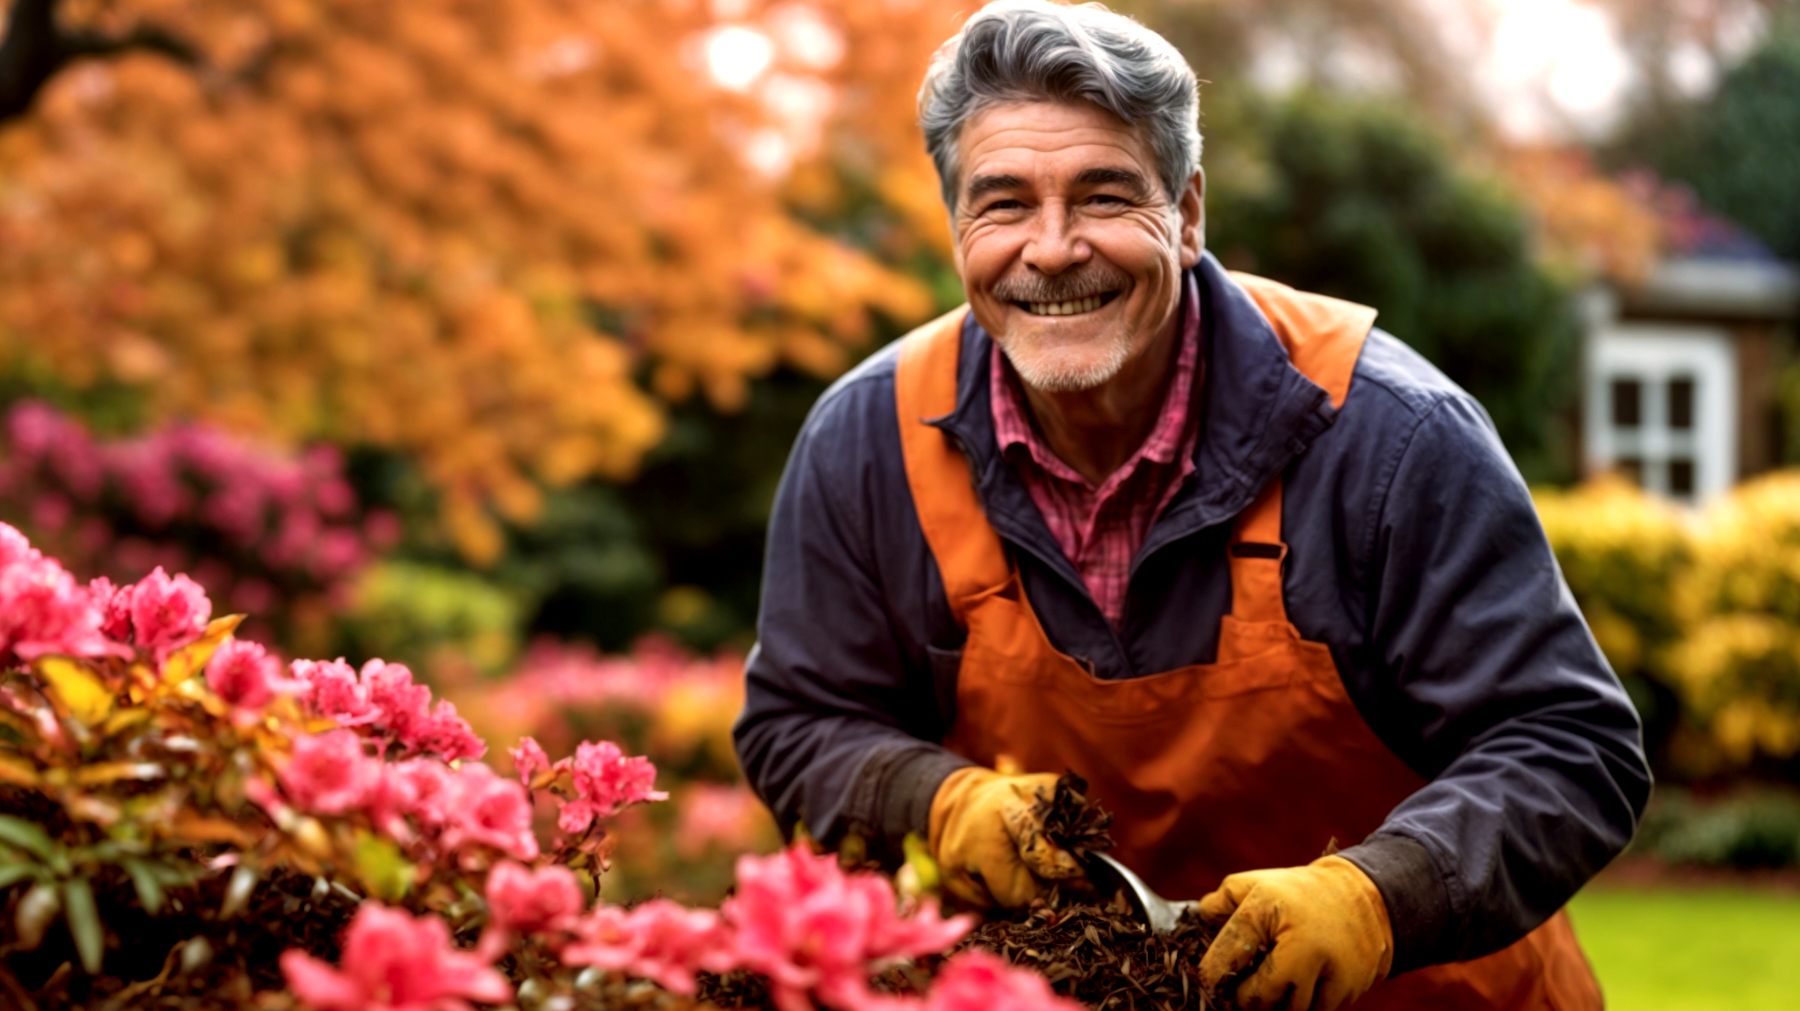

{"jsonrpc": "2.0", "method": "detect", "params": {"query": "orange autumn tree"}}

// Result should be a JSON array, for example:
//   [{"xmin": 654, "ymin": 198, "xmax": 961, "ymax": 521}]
[{"xmin": 0, "ymin": 0, "xmax": 965, "ymax": 561}]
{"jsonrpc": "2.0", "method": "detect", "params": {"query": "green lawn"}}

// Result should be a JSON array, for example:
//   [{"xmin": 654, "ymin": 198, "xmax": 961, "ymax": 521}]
[{"xmin": 1568, "ymin": 887, "xmax": 1800, "ymax": 1010}]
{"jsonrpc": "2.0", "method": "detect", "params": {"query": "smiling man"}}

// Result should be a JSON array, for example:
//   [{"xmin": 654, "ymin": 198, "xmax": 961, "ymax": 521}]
[{"xmin": 734, "ymin": 3, "xmax": 1649, "ymax": 1010}]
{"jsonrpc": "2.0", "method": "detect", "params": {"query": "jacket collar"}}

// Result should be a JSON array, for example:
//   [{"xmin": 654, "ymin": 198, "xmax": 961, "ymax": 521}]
[{"xmin": 930, "ymin": 252, "xmax": 1343, "ymax": 584}]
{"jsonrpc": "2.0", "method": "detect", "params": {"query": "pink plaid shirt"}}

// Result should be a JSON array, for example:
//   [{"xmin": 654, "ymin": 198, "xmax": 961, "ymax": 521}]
[{"xmin": 991, "ymin": 275, "xmax": 1203, "ymax": 627}]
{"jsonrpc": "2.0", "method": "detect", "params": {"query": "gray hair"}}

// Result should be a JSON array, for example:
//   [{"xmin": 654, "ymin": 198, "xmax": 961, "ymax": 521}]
[{"xmin": 918, "ymin": 0, "xmax": 1201, "ymax": 212}]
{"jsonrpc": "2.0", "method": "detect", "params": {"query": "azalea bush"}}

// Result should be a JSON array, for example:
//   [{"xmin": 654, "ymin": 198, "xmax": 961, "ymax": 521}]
[
  {"xmin": 446, "ymin": 637, "xmax": 779, "ymax": 903},
  {"xmin": 0, "ymin": 524, "xmax": 1069, "ymax": 1011},
  {"xmin": 0, "ymin": 400, "xmax": 393, "ymax": 654}
]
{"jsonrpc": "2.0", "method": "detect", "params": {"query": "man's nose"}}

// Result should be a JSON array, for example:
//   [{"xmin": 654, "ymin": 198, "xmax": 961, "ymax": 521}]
[{"xmin": 1022, "ymin": 202, "xmax": 1090, "ymax": 274}]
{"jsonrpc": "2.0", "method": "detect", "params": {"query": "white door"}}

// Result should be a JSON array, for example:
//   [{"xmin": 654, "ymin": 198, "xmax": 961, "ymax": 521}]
[{"xmin": 1584, "ymin": 324, "xmax": 1738, "ymax": 502}]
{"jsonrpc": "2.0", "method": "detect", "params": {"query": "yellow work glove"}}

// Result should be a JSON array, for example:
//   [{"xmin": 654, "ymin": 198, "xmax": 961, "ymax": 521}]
[
  {"xmin": 1197, "ymin": 855, "xmax": 1394, "ymax": 1011},
  {"xmin": 928, "ymin": 765, "xmax": 1085, "ymax": 908}
]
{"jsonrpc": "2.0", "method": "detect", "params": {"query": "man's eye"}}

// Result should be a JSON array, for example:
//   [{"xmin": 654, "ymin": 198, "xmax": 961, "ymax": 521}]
[
  {"xmin": 983, "ymin": 199, "xmax": 1024, "ymax": 213},
  {"xmin": 1089, "ymin": 194, "xmax": 1129, "ymax": 206}
]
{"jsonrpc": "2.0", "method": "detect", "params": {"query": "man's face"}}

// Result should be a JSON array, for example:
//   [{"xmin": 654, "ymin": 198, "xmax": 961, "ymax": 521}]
[{"xmin": 951, "ymin": 100, "xmax": 1203, "ymax": 393}]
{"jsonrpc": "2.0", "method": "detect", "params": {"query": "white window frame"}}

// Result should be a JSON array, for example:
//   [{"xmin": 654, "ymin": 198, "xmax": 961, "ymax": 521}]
[{"xmin": 1584, "ymin": 323, "xmax": 1738, "ymax": 502}]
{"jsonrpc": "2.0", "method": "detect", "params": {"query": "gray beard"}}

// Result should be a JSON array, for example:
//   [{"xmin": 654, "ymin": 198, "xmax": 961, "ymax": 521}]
[{"xmin": 996, "ymin": 327, "xmax": 1134, "ymax": 393}]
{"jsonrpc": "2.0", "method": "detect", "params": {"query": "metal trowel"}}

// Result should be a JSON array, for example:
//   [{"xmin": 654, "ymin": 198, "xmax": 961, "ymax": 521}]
[{"xmin": 1085, "ymin": 851, "xmax": 1201, "ymax": 936}]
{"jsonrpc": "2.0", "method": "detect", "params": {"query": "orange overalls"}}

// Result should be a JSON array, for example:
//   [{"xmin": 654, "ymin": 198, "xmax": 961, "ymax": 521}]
[{"xmin": 893, "ymin": 276, "xmax": 1603, "ymax": 1010}]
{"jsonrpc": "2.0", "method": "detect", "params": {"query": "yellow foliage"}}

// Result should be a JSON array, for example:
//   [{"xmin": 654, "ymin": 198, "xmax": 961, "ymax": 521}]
[
  {"xmin": 0, "ymin": 0, "xmax": 962, "ymax": 560},
  {"xmin": 1539, "ymin": 471, "xmax": 1800, "ymax": 768},
  {"xmin": 1533, "ymin": 475, "xmax": 1690, "ymax": 676}
]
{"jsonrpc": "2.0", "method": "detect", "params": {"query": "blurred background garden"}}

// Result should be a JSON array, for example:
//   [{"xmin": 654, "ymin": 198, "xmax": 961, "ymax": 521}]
[{"xmin": 1, "ymin": 0, "xmax": 1799, "ymax": 1006}]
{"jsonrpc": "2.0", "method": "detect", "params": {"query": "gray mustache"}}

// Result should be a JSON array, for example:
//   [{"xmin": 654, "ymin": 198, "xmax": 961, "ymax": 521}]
[{"xmin": 991, "ymin": 267, "xmax": 1129, "ymax": 304}]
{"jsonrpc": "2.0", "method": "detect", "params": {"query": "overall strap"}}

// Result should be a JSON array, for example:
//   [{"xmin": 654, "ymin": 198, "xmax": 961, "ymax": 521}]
[
  {"xmin": 894, "ymin": 307, "xmax": 1007, "ymax": 626},
  {"xmin": 1227, "ymin": 272, "xmax": 1378, "ymax": 625},
  {"xmin": 896, "ymin": 276, "xmax": 1375, "ymax": 629}
]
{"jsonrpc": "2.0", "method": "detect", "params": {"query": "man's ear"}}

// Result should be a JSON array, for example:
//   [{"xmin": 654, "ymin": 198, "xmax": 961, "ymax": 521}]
[{"xmin": 1178, "ymin": 169, "xmax": 1205, "ymax": 269}]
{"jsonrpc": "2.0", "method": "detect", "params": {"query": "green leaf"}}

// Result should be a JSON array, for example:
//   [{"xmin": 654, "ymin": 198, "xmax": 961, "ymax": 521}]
[
  {"xmin": 0, "ymin": 862, "xmax": 41, "ymax": 890},
  {"xmin": 0, "ymin": 815, "xmax": 53, "ymax": 861},
  {"xmin": 122, "ymin": 858, "xmax": 165, "ymax": 915},
  {"xmin": 351, "ymin": 832, "xmax": 413, "ymax": 902},
  {"xmin": 62, "ymin": 877, "xmax": 104, "ymax": 974}
]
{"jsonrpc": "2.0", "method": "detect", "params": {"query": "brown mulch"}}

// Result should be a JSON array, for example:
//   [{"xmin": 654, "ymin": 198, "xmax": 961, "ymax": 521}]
[
  {"xmin": 701, "ymin": 774, "xmax": 1225, "ymax": 1011},
  {"xmin": 1, "ymin": 865, "xmax": 358, "ymax": 1011}
]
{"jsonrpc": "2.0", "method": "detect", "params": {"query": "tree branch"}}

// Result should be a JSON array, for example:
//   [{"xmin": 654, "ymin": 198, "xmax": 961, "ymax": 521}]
[{"xmin": 0, "ymin": 0, "xmax": 197, "ymax": 123}]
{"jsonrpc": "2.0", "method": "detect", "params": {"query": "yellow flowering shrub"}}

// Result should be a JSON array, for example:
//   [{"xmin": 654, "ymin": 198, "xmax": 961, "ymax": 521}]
[
  {"xmin": 1538, "ymin": 472, "xmax": 1800, "ymax": 770},
  {"xmin": 1671, "ymin": 472, "xmax": 1800, "ymax": 765}
]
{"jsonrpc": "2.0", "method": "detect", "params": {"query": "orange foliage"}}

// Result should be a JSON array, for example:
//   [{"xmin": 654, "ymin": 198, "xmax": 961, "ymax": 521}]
[
  {"xmin": 0, "ymin": 0, "xmax": 964, "ymax": 560},
  {"xmin": 1498, "ymin": 145, "xmax": 1664, "ymax": 285}
]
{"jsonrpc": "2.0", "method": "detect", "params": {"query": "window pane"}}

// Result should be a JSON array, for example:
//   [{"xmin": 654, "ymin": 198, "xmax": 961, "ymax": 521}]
[
  {"xmin": 1669, "ymin": 376, "xmax": 1695, "ymax": 430},
  {"xmin": 1669, "ymin": 458, "xmax": 1695, "ymax": 497},
  {"xmin": 1611, "ymin": 378, "xmax": 1642, "ymax": 428},
  {"xmin": 1618, "ymin": 457, "xmax": 1645, "ymax": 487}
]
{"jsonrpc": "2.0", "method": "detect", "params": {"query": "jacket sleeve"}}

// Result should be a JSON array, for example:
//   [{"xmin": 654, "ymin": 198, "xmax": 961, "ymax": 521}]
[
  {"xmin": 732, "ymin": 377, "xmax": 969, "ymax": 858},
  {"xmin": 1335, "ymin": 394, "xmax": 1652, "ymax": 973}
]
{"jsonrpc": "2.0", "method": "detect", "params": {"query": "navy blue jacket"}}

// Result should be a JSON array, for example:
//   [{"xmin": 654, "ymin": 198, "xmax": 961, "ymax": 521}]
[{"xmin": 734, "ymin": 254, "xmax": 1650, "ymax": 973}]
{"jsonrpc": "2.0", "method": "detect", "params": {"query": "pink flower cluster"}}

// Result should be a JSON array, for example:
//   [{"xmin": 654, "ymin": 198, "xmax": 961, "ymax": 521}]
[
  {"xmin": 723, "ymin": 846, "xmax": 974, "ymax": 1011},
  {"xmin": 291, "ymin": 657, "xmax": 484, "ymax": 762},
  {"xmin": 205, "ymin": 638, "xmax": 301, "ymax": 712},
  {"xmin": 284, "ymin": 848, "xmax": 1076, "ymax": 1011},
  {"xmin": 919, "ymin": 951, "xmax": 1086, "ymax": 1011},
  {"xmin": 564, "ymin": 899, "xmax": 738, "ymax": 995},
  {"xmin": 281, "ymin": 903, "xmax": 511, "ymax": 1011},
  {"xmin": 560, "ymin": 846, "xmax": 974, "ymax": 1011},
  {"xmin": 276, "ymin": 730, "xmax": 538, "ymax": 862},
  {"xmin": 676, "ymin": 782, "xmax": 768, "ymax": 858},
  {"xmin": 0, "ymin": 527, "xmax": 218, "ymax": 669},
  {"xmin": 91, "ymin": 566, "xmax": 211, "ymax": 662},
  {"xmin": 484, "ymin": 635, "xmax": 741, "ymax": 722},
  {"xmin": 0, "ymin": 523, "xmax": 119, "ymax": 664},
  {"xmin": 0, "ymin": 401, "xmax": 390, "ymax": 620},
  {"xmin": 510, "ymin": 736, "xmax": 666, "ymax": 836},
  {"xmin": 484, "ymin": 861, "xmax": 585, "ymax": 937}
]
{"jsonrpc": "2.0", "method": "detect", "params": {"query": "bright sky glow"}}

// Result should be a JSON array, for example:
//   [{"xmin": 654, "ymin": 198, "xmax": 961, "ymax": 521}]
[
  {"xmin": 704, "ymin": 26, "xmax": 776, "ymax": 92},
  {"xmin": 1486, "ymin": 0, "xmax": 1634, "ymax": 136}
]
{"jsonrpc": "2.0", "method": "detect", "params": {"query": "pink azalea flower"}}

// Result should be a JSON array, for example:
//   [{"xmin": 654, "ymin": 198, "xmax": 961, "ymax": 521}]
[
  {"xmin": 292, "ymin": 658, "xmax": 381, "ymax": 727},
  {"xmin": 0, "ymin": 523, "xmax": 35, "ymax": 569},
  {"xmin": 676, "ymin": 783, "xmax": 763, "ymax": 859},
  {"xmin": 362, "ymin": 659, "xmax": 432, "ymax": 740},
  {"xmin": 386, "ymin": 758, "xmax": 456, "ymax": 829},
  {"xmin": 723, "ymin": 846, "xmax": 973, "ymax": 1011},
  {"xmin": 484, "ymin": 861, "xmax": 585, "ymax": 936},
  {"xmin": 558, "ymin": 741, "xmax": 667, "ymax": 835},
  {"xmin": 402, "ymin": 701, "xmax": 485, "ymax": 762},
  {"xmin": 124, "ymin": 566, "xmax": 212, "ymax": 661},
  {"xmin": 924, "ymin": 951, "xmax": 1084, "ymax": 1011},
  {"xmin": 563, "ymin": 900, "xmax": 737, "ymax": 995},
  {"xmin": 0, "ymin": 551, "xmax": 120, "ymax": 662},
  {"xmin": 442, "ymin": 762, "xmax": 539, "ymax": 861},
  {"xmin": 205, "ymin": 638, "xmax": 299, "ymax": 711},
  {"xmin": 508, "ymin": 736, "xmax": 551, "ymax": 787},
  {"xmin": 280, "ymin": 902, "xmax": 512, "ymax": 1011},
  {"xmin": 88, "ymin": 576, "xmax": 133, "ymax": 642},
  {"xmin": 281, "ymin": 730, "xmax": 382, "ymax": 815}
]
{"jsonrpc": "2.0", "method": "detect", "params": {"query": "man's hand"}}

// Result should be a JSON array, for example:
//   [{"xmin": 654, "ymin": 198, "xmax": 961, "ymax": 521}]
[
  {"xmin": 928, "ymin": 765, "xmax": 1085, "ymax": 908},
  {"xmin": 1197, "ymin": 856, "xmax": 1394, "ymax": 1011}
]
